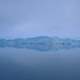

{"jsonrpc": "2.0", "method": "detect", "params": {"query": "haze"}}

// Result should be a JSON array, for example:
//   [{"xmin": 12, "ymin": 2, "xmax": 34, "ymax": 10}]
[{"xmin": 0, "ymin": 0, "xmax": 80, "ymax": 39}]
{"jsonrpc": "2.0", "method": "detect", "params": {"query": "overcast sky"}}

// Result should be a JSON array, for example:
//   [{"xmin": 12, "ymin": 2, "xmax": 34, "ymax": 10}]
[{"xmin": 0, "ymin": 0, "xmax": 80, "ymax": 39}]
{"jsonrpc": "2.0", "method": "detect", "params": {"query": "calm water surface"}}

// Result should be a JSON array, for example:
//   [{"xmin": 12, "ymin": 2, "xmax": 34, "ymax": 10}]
[{"xmin": 0, "ymin": 48, "xmax": 80, "ymax": 80}]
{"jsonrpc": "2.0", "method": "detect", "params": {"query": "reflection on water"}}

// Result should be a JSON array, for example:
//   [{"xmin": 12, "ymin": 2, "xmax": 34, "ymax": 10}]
[{"xmin": 0, "ymin": 48, "xmax": 80, "ymax": 80}]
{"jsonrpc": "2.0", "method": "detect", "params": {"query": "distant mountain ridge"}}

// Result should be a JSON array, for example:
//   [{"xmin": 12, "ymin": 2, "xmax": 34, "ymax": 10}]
[{"xmin": 0, "ymin": 36, "xmax": 80, "ymax": 51}]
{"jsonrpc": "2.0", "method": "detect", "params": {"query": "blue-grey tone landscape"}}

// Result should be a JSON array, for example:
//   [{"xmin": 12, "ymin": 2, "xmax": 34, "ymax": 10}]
[{"xmin": 0, "ymin": 0, "xmax": 80, "ymax": 80}]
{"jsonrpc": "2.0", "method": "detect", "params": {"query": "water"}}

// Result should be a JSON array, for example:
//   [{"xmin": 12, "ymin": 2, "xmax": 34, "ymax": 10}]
[{"xmin": 0, "ymin": 48, "xmax": 80, "ymax": 80}]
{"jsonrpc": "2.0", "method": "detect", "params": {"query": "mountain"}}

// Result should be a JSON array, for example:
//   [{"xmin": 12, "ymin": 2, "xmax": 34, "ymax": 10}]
[{"xmin": 0, "ymin": 36, "xmax": 80, "ymax": 51}]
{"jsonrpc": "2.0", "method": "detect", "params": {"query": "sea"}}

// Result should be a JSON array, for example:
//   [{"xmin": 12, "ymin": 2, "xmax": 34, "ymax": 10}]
[{"xmin": 0, "ymin": 48, "xmax": 80, "ymax": 80}]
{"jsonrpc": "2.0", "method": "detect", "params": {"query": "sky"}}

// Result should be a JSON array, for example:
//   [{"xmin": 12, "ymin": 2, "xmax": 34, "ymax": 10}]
[{"xmin": 0, "ymin": 0, "xmax": 80, "ymax": 39}]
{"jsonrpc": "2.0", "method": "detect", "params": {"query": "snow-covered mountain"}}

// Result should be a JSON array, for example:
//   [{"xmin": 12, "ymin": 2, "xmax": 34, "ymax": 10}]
[{"xmin": 0, "ymin": 36, "xmax": 80, "ymax": 51}]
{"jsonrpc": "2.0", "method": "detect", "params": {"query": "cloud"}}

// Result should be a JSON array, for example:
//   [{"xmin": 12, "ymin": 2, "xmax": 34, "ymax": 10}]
[{"xmin": 0, "ymin": 0, "xmax": 80, "ymax": 38}]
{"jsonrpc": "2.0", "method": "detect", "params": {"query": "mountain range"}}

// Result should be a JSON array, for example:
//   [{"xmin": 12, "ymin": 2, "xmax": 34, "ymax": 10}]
[{"xmin": 0, "ymin": 36, "xmax": 80, "ymax": 51}]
